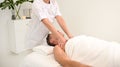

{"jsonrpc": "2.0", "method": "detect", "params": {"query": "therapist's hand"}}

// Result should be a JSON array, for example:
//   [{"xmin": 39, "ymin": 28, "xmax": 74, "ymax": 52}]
[
  {"xmin": 58, "ymin": 38, "xmax": 66, "ymax": 50},
  {"xmin": 68, "ymin": 34, "xmax": 73, "ymax": 39}
]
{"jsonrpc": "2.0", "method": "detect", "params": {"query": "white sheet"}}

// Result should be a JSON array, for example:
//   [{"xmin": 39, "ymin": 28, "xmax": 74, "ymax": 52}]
[
  {"xmin": 20, "ymin": 52, "xmax": 61, "ymax": 67},
  {"xmin": 65, "ymin": 35, "xmax": 120, "ymax": 67}
]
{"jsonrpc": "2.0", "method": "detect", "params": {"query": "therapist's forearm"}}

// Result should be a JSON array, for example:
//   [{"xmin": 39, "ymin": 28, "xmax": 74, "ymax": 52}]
[
  {"xmin": 41, "ymin": 18, "xmax": 66, "ymax": 42},
  {"xmin": 55, "ymin": 16, "xmax": 73, "ymax": 38}
]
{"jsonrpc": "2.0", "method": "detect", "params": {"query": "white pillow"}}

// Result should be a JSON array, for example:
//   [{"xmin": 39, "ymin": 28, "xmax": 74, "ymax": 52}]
[{"xmin": 33, "ymin": 45, "xmax": 54, "ymax": 55}]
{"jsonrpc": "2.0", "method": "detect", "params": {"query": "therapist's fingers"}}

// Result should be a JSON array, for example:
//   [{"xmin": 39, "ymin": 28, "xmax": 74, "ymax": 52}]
[
  {"xmin": 57, "ymin": 39, "xmax": 66, "ymax": 50},
  {"xmin": 58, "ymin": 42, "xmax": 62, "ymax": 48},
  {"xmin": 58, "ymin": 42, "xmax": 65, "ymax": 50},
  {"xmin": 69, "ymin": 35, "xmax": 73, "ymax": 39}
]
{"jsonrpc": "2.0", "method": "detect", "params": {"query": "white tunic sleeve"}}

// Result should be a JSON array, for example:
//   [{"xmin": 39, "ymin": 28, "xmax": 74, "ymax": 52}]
[{"xmin": 32, "ymin": 0, "xmax": 48, "ymax": 21}]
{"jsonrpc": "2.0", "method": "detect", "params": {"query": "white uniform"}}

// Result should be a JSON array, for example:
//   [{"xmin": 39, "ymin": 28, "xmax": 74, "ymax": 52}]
[{"xmin": 26, "ymin": 0, "xmax": 61, "ymax": 49}]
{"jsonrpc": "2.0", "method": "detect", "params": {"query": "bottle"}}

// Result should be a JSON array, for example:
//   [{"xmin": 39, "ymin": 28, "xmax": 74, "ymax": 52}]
[{"xmin": 11, "ymin": 10, "xmax": 16, "ymax": 20}]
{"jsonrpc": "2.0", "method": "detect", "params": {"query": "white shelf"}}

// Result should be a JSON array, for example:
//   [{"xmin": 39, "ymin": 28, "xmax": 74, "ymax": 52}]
[{"xmin": 8, "ymin": 19, "xmax": 31, "ymax": 53}]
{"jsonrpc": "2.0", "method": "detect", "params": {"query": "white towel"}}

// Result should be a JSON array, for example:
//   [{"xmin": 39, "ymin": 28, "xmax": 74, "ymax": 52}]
[{"xmin": 65, "ymin": 35, "xmax": 120, "ymax": 67}]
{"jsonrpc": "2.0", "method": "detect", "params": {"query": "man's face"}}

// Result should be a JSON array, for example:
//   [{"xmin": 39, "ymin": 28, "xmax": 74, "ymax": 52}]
[
  {"xmin": 49, "ymin": 31, "xmax": 64, "ymax": 45},
  {"xmin": 49, "ymin": 34, "xmax": 59, "ymax": 45}
]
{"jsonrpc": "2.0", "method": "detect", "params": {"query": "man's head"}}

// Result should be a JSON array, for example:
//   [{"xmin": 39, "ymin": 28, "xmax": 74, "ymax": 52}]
[{"xmin": 46, "ymin": 31, "xmax": 64, "ymax": 46}]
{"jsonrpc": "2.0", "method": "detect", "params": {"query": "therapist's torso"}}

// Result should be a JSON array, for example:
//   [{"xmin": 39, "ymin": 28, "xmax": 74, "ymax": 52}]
[
  {"xmin": 26, "ymin": 0, "xmax": 61, "ymax": 48},
  {"xmin": 31, "ymin": 0, "xmax": 61, "ymax": 23}
]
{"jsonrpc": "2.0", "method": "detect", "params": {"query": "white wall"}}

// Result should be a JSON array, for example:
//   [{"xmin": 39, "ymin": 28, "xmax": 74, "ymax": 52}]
[
  {"xmin": 0, "ymin": 0, "xmax": 120, "ymax": 67},
  {"xmin": 0, "ymin": 9, "xmax": 32, "ymax": 67},
  {"xmin": 56, "ymin": 0, "xmax": 120, "ymax": 42}
]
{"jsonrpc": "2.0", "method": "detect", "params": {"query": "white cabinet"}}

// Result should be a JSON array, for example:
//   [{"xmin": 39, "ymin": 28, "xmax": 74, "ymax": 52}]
[{"xmin": 8, "ymin": 19, "xmax": 30, "ymax": 53}]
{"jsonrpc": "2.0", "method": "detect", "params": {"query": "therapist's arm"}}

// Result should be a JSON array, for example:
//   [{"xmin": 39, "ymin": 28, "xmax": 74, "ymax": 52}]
[
  {"xmin": 41, "ymin": 18, "xmax": 66, "ymax": 48},
  {"xmin": 55, "ymin": 15, "xmax": 73, "ymax": 39}
]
